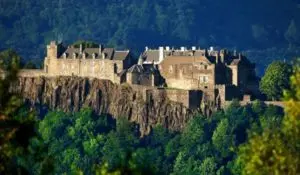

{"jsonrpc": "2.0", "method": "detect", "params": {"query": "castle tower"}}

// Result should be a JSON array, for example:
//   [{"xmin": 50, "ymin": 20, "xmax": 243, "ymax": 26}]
[
  {"xmin": 45, "ymin": 41, "xmax": 58, "ymax": 74},
  {"xmin": 47, "ymin": 41, "xmax": 58, "ymax": 59}
]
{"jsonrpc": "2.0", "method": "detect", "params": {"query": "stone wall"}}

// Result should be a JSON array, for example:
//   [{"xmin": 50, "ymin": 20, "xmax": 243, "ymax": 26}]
[
  {"xmin": 44, "ymin": 58, "xmax": 124, "ymax": 83},
  {"xmin": 159, "ymin": 58, "xmax": 216, "ymax": 90},
  {"xmin": 18, "ymin": 69, "xmax": 46, "ymax": 77},
  {"xmin": 239, "ymin": 100, "xmax": 285, "ymax": 108}
]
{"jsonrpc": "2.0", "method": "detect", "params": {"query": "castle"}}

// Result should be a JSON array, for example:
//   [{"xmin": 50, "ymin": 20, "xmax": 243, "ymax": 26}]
[{"xmin": 6, "ymin": 41, "xmax": 260, "ymax": 109}]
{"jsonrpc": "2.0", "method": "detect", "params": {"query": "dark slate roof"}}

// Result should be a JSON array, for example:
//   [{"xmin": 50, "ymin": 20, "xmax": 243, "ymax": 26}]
[
  {"xmin": 58, "ymin": 46, "xmax": 129, "ymax": 60},
  {"xmin": 127, "ymin": 64, "xmax": 158, "ymax": 74},
  {"xmin": 114, "ymin": 51, "xmax": 130, "ymax": 60},
  {"xmin": 230, "ymin": 59, "xmax": 241, "ymax": 65},
  {"xmin": 143, "ymin": 50, "xmax": 159, "ymax": 62},
  {"xmin": 143, "ymin": 49, "xmax": 209, "ymax": 63}
]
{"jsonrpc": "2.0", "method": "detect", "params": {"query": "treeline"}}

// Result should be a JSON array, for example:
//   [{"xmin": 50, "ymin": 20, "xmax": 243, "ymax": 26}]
[
  {"xmin": 0, "ymin": 101, "xmax": 286, "ymax": 174},
  {"xmin": 0, "ymin": 0, "xmax": 300, "ymax": 71}
]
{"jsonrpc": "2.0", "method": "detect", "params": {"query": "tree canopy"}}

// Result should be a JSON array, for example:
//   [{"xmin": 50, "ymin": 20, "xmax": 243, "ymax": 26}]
[
  {"xmin": 260, "ymin": 61, "xmax": 292, "ymax": 100},
  {"xmin": 0, "ymin": 0, "xmax": 299, "ymax": 74},
  {"xmin": 236, "ymin": 59, "xmax": 300, "ymax": 174}
]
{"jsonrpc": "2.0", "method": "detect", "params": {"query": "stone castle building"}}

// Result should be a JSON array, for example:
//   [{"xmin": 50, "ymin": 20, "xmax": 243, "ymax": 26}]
[
  {"xmin": 44, "ymin": 41, "xmax": 134, "ymax": 83},
  {"xmin": 2, "ymin": 41, "xmax": 260, "ymax": 109},
  {"xmin": 130, "ymin": 46, "xmax": 260, "ymax": 103}
]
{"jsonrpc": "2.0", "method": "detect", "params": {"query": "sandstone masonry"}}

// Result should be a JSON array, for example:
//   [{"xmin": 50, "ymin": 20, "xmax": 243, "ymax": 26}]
[{"xmin": 7, "ymin": 42, "xmax": 261, "ymax": 109}]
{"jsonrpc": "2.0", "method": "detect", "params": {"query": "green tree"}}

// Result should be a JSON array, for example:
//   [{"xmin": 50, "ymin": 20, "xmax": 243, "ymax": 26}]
[
  {"xmin": 260, "ymin": 61, "xmax": 292, "ymax": 100},
  {"xmin": 235, "ymin": 62, "xmax": 300, "ymax": 174},
  {"xmin": 212, "ymin": 118, "xmax": 235, "ymax": 158}
]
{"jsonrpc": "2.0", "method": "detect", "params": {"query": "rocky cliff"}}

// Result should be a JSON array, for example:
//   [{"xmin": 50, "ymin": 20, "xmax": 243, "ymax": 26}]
[{"xmin": 11, "ymin": 77, "xmax": 215, "ymax": 135}]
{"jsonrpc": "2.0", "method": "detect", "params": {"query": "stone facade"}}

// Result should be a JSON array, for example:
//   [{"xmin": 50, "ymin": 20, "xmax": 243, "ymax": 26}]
[
  {"xmin": 43, "ymin": 41, "xmax": 133, "ymax": 84},
  {"xmin": 141, "ymin": 46, "xmax": 260, "ymax": 100},
  {"xmin": 13, "ymin": 42, "xmax": 260, "ymax": 109}
]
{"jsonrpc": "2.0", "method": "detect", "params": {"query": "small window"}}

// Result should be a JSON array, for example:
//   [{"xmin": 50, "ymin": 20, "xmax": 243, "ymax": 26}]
[
  {"xmin": 169, "ymin": 65, "xmax": 173, "ymax": 73},
  {"xmin": 204, "ymin": 86, "xmax": 208, "ymax": 89},
  {"xmin": 204, "ymin": 65, "xmax": 208, "ymax": 69}
]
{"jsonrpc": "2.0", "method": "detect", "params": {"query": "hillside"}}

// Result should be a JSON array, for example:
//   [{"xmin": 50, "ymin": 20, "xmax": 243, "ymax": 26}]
[{"xmin": 0, "ymin": 0, "xmax": 300, "ymax": 75}]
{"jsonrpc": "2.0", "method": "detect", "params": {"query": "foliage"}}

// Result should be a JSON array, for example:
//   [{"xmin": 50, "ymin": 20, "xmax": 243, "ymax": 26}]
[
  {"xmin": 260, "ymin": 61, "xmax": 292, "ymax": 100},
  {"xmin": 236, "ymin": 61, "xmax": 300, "ymax": 174},
  {"xmin": 72, "ymin": 40, "xmax": 99, "ymax": 49},
  {"xmin": 0, "ymin": 51, "xmax": 37, "ymax": 174},
  {"xmin": 0, "ymin": 0, "xmax": 300, "ymax": 72}
]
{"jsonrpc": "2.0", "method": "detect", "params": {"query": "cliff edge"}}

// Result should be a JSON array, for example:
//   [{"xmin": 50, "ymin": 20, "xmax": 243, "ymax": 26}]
[{"xmin": 10, "ymin": 77, "xmax": 216, "ymax": 135}]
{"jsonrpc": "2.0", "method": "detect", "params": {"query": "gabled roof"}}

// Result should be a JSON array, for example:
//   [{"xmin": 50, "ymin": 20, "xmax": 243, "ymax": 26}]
[
  {"xmin": 127, "ymin": 64, "xmax": 158, "ymax": 74},
  {"xmin": 143, "ymin": 50, "xmax": 159, "ymax": 63},
  {"xmin": 230, "ymin": 59, "xmax": 241, "ymax": 65},
  {"xmin": 142, "ymin": 49, "xmax": 212, "ymax": 64},
  {"xmin": 113, "ymin": 51, "xmax": 130, "ymax": 60},
  {"xmin": 58, "ymin": 46, "xmax": 129, "ymax": 60}
]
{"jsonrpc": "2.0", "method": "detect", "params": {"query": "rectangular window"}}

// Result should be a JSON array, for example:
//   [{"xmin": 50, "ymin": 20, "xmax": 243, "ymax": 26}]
[{"xmin": 200, "ymin": 76, "xmax": 209, "ymax": 84}]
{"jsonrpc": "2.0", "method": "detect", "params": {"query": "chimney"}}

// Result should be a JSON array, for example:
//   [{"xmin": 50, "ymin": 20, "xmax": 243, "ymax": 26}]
[
  {"xmin": 192, "ymin": 46, "xmax": 196, "ymax": 51},
  {"xmin": 166, "ymin": 46, "xmax": 170, "ymax": 51},
  {"xmin": 99, "ymin": 44, "xmax": 102, "ymax": 54},
  {"xmin": 159, "ymin": 46, "xmax": 164, "ymax": 63},
  {"xmin": 138, "ymin": 55, "xmax": 144, "ymax": 65},
  {"xmin": 145, "ymin": 46, "xmax": 149, "ymax": 51},
  {"xmin": 238, "ymin": 53, "xmax": 242, "ymax": 60},
  {"xmin": 79, "ymin": 44, "xmax": 82, "ymax": 54},
  {"xmin": 220, "ymin": 49, "xmax": 225, "ymax": 63},
  {"xmin": 180, "ymin": 46, "xmax": 185, "ymax": 51}
]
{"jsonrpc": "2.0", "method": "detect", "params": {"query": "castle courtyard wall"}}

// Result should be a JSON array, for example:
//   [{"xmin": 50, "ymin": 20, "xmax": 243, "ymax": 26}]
[{"xmin": 44, "ymin": 58, "xmax": 123, "ymax": 83}]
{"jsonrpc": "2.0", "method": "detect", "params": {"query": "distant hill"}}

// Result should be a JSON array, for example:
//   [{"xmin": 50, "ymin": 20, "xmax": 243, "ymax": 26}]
[{"xmin": 0, "ymin": 0, "xmax": 299, "ymax": 74}]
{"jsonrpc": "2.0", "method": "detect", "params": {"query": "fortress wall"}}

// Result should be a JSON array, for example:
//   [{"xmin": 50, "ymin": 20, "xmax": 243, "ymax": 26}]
[
  {"xmin": 18, "ymin": 69, "xmax": 46, "ymax": 77},
  {"xmin": 45, "ymin": 59, "xmax": 123, "ymax": 83},
  {"xmin": 224, "ymin": 100, "xmax": 285, "ymax": 108},
  {"xmin": 165, "ymin": 89, "xmax": 190, "ymax": 107}
]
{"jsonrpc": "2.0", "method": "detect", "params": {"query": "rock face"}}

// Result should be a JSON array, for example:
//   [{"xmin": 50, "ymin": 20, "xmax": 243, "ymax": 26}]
[{"xmin": 11, "ymin": 76, "xmax": 208, "ymax": 135}]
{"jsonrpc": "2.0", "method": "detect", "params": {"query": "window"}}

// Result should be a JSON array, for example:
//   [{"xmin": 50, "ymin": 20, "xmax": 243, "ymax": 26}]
[
  {"xmin": 200, "ymin": 76, "xmax": 209, "ymax": 84},
  {"xmin": 204, "ymin": 65, "xmax": 208, "ymax": 69},
  {"xmin": 169, "ymin": 65, "xmax": 173, "ymax": 73},
  {"xmin": 204, "ymin": 76, "xmax": 208, "ymax": 83}
]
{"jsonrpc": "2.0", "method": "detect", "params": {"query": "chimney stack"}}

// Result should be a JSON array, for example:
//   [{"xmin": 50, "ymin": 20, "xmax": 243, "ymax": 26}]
[
  {"xmin": 238, "ymin": 53, "xmax": 242, "ymax": 60},
  {"xmin": 79, "ymin": 44, "xmax": 82, "ymax": 54},
  {"xmin": 99, "ymin": 44, "xmax": 102, "ymax": 55},
  {"xmin": 159, "ymin": 46, "xmax": 164, "ymax": 63}
]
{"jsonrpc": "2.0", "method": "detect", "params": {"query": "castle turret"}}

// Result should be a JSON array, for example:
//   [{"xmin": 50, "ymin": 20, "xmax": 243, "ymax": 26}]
[{"xmin": 47, "ymin": 41, "xmax": 58, "ymax": 59}]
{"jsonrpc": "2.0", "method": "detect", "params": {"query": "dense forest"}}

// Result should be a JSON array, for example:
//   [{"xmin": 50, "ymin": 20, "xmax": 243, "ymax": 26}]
[{"xmin": 0, "ymin": 0, "xmax": 300, "ymax": 75}]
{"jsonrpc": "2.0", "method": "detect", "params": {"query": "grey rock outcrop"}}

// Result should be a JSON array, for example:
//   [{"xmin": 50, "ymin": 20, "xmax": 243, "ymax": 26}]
[{"xmin": 11, "ymin": 77, "xmax": 217, "ymax": 135}]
